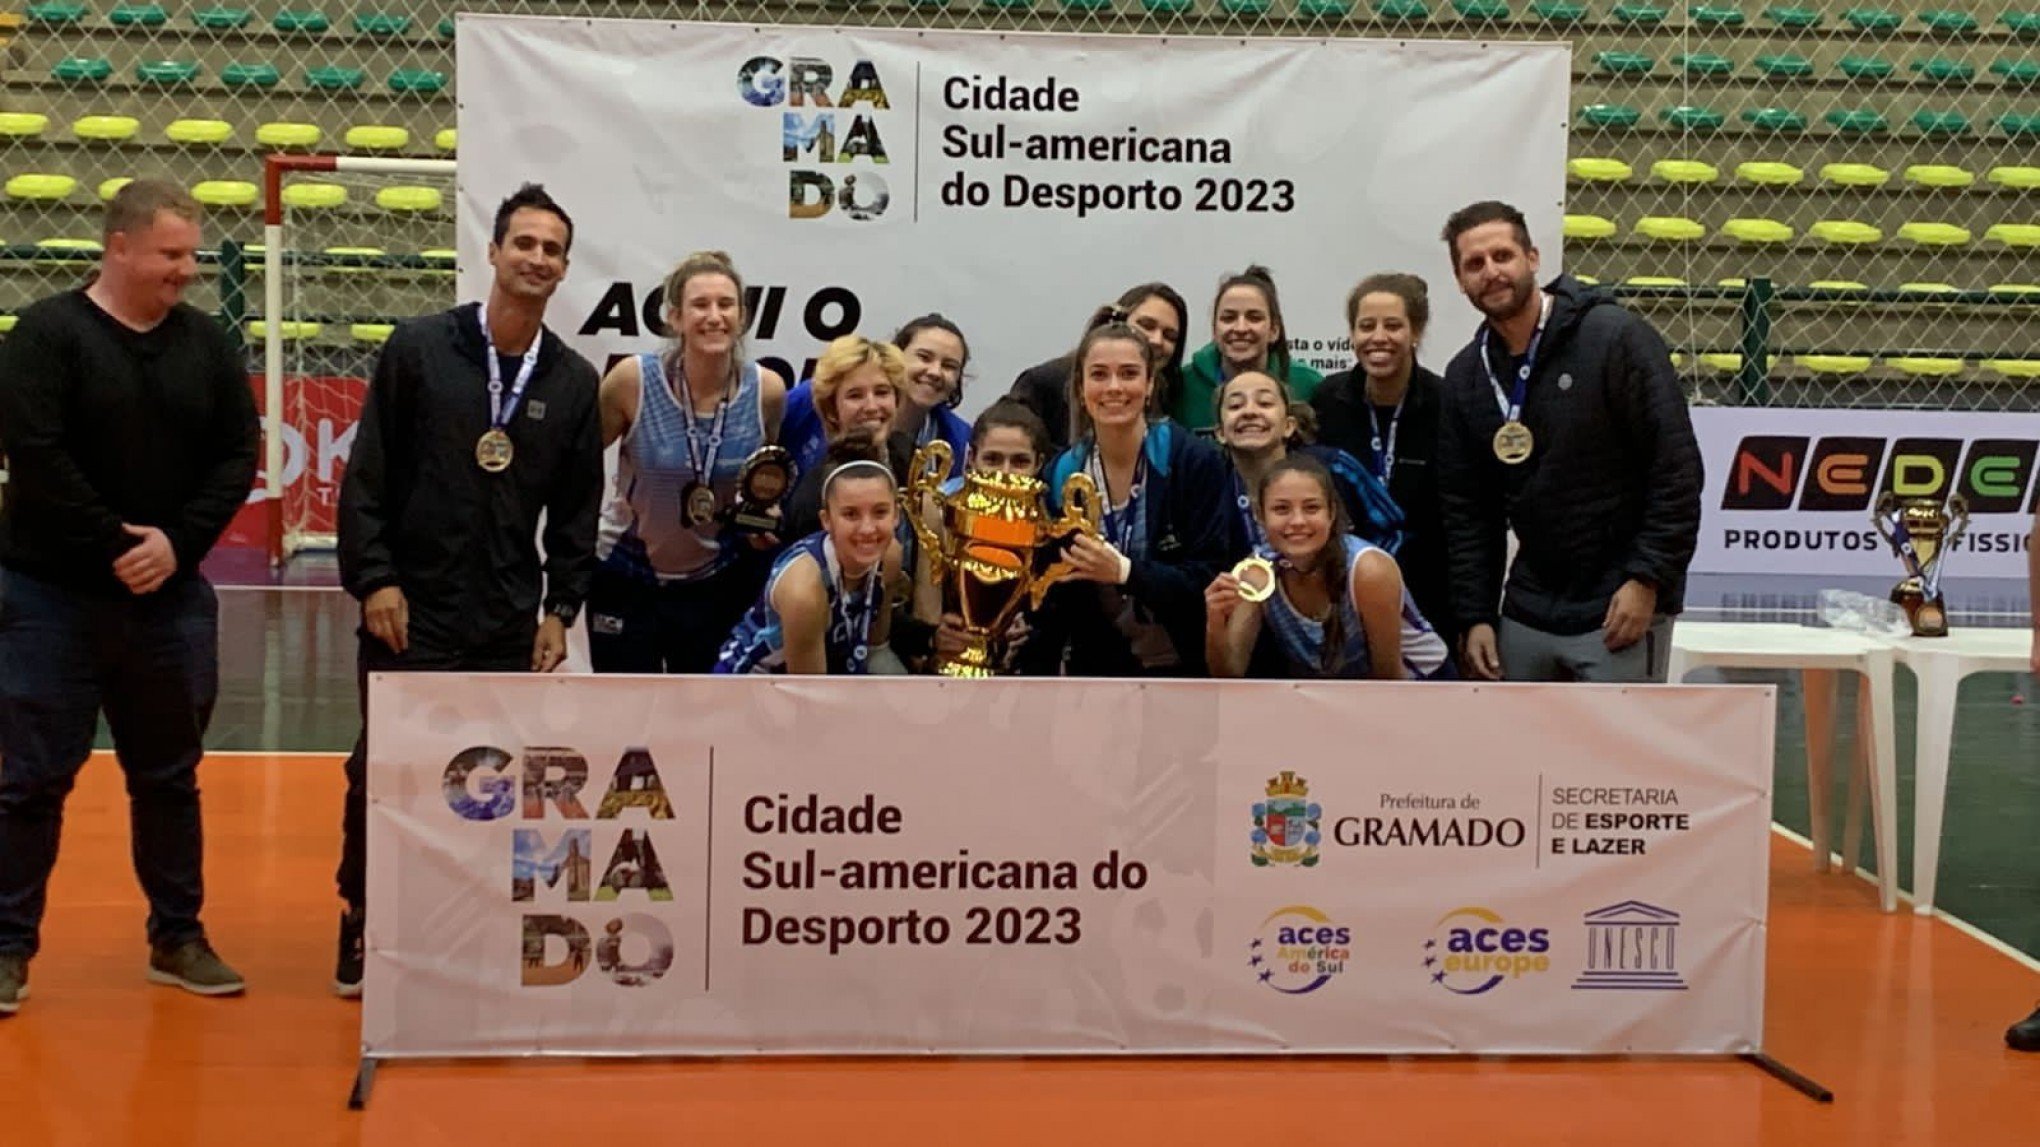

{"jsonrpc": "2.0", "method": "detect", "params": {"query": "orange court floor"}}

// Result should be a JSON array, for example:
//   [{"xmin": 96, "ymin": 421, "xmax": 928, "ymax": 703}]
[{"xmin": 1, "ymin": 751, "xmax": 2036, "ymax": 1147}]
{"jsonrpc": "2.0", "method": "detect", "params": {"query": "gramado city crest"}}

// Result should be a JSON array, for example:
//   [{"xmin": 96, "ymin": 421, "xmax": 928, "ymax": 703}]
[{"xmin": 1251, "ymin": 771, "xmax": 1321, "ymax": 867}]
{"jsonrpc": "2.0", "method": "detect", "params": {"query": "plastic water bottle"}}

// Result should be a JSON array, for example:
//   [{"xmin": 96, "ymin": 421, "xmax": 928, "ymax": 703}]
[{"xmin": 1817, "ymin": 589, "xmax": 1912, "ymax": 637}]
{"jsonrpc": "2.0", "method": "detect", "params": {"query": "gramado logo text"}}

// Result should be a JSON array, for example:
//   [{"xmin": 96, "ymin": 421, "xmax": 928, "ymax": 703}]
[{"xmin": 738, "ymin": 54, "xmax": 893, "ymax": 221}]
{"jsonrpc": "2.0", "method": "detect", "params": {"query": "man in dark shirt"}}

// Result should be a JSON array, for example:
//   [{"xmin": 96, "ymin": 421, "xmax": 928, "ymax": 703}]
[
  {"xmin": 331, "ymin": 183, "xmax": 603, "ymax": 998},
  {"xmin": 0, "ymin": 180, "xmax": 259, "ymax": 1014}
]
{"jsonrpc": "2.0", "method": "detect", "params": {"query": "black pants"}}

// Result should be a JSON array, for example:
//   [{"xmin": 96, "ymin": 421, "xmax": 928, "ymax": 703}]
[
  {"xmin": 0, "ymin": 570, "xmax": 219, "ymax": 957},
  {"xmin": 585, "ymin": 560, "xmax": 766, "ymax": 674},
  {"xmin": 335, "ymin": 620, "xmax": 530, "ymax": 910}
]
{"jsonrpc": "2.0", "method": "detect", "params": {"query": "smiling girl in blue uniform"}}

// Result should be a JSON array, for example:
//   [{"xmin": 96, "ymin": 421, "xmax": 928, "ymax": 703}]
[{"xmin": 1211, "ymin": 370, "xmax": 1404, "ymax": 562}]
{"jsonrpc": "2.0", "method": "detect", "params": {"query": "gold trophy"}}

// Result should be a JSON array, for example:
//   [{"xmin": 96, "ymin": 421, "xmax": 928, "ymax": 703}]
[
  {"xmin": 902, "ymin": 440, "xmax": 1103, "ymax": 677},
  {"xmin": 1871, "ymin": 491, "xmax": 1971, "ymax": 637}
]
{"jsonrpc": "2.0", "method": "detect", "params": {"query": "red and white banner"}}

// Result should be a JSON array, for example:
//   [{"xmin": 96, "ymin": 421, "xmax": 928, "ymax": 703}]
[
  {"xmin": 364, "ymin": 676, "xmax": 1772, "ymax": 1057},
  {"xmin": 1692, "ymin": 407, "xmax": 2040, "ymax": 578},
  {"xmin": 222, "ymin": 373, "xmax": 366, "ymax": 550}
]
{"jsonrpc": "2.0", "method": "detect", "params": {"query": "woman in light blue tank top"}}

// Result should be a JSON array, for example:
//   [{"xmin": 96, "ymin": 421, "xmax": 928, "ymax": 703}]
[
  {"xmin": 1205, "ymin": 454, "xmax": 1451, "ymax": 680},
  {"xmin": 588, "ymin": 251, "xmax": 788, "ymax": 673}
]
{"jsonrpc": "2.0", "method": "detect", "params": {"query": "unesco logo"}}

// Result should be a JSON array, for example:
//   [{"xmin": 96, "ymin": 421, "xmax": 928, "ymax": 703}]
[{"xmin": 1571, "ymin": 900, "xmax": 1687, "ymax": 992}]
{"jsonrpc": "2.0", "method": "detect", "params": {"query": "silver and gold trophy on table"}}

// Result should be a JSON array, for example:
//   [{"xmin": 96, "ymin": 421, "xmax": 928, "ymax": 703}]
[{"xmin": 1870, "ymin": 490, "xmax": 1971, "ymax": 637}]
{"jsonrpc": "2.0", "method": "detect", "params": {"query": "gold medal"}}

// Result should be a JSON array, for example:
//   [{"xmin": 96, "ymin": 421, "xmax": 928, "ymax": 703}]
[
  {"xmin": 476, "ymin": 428, "xmax": 514, "ymax": 473},
  {"xmin": 1232, "ymin": 555, "xmax": 1277, "ymax": 603},
  {"xmin": 683, "ymin": 482, "xmax": 720, "ymax": 527},
  {"xmin": 1493, "ymin": 420, "xmax": 1534, "ymax": 465}
]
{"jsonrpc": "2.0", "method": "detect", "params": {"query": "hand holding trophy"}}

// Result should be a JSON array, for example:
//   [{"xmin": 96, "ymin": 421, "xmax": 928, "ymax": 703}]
[
  {"xmin": 1871, "ymin": 490, "xmax": 1971, "ymax": 637},
  {"xmin": 724, "ymin": 445, "xmax": 794, "ymax": 536},
  {"xmin": 901, "ymin": 440, "xmax": 1103, "ymax": 676}
]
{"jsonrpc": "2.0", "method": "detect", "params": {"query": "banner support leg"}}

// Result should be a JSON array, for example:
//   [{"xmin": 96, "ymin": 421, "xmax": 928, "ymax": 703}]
[
  {"xmin": 1741, "ymin": 1052, "xmax": 1833, "ymax": 1103},
  {"xmin": 347, "ymin": 1055, "xmax": 379, "ymax": 1110}
]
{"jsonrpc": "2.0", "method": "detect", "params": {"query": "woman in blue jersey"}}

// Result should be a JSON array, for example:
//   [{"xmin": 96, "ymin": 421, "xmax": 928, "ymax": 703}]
[
  {"xmin": 1213, "ymin": 370, "xmax": 1404, "ymax": 562},
  {"xmin": 715, "ymin": 438, "xmax": 904, "ymax": 675},
  {"xmin": 780, "ymin": 315, "xmax": 969, "ymax": 480},
  {"xmin": 1018, "ymin": 308, "xmax": 1230, "ymax": 677},
  {"xmin": 588, "ymin": 250, "xmax": 787, "ymax": 673},
  {"xmin": 1204, "ymin": 453, "xmax": 1450, "ymax": 680}
]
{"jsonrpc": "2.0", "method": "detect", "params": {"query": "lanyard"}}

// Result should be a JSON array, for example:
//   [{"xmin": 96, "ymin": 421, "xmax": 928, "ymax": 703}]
[
  {"xmin": 1479, "ymin": 293, "xmax": 1551, "ymax": 422},
  {"xmin": 1089, "ymin": 440, "xmax": 1149, "ymax": 554},
  {"xmin": 674, "ymin": 361, "xmax": 733, "ymax": 484},
  {"xmin": 1366, "ymin": 396, "xmax": 1404, "ymax": 484},
  {"xmin": 825, "ymin": 537, "xmax": 881, "ymax": 670},
  {"xmin": 478, "ymin": 301, "xmax": 540, "ymax": 430},
  {"xmin": 1228, "ymin": 467, "xmax": 1266, "ymax": 549}
]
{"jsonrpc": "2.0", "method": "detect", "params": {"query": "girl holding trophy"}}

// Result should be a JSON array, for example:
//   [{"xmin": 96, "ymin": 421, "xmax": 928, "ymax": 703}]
[
  {"xmin": 1205, "ymin": 454, "xmax": 1451, "ymax": 680},
  {"xmin": 587, "ymin": 251, "xmax": 788, "ymax": 673},
  {"xmin": 715, "ymin": 437, "xmax": 905, "ymax": 675},
  {"xmin": 1210, "ymin": 370, "xmax": 1405, "ymax": 561}
]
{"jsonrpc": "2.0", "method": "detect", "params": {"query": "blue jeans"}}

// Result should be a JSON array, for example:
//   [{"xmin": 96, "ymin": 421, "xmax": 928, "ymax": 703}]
[{"xmin": 0, "ymin": 568, "xmax": 220, "ymax": 957}]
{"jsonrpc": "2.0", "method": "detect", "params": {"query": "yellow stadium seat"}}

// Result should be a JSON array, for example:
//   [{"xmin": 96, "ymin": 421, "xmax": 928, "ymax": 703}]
[
  {"xmin": 97, "ymin": 176, "xmax": 132, "ymax": 201},
  {"xmin": 1669, "ymin": 352, "xmax": 1686, "ymax": 370},
  {"xmin": 1635, "ymin": 216, "xmax": 1707, "ymax": 241},
  {"xmin": 256, "ymin": 122, "xmax": 322, "ymax": 149},
  {"xmin": 1819, "ymin": 162, "xmax": 1891, "ymax": 188},
  {"xmin": 192, "ymin": 180, "xmax": 258, "ymax": 208},
  {"xmin": 1987, "ymin": 166, "xmax": 2040, "ymax": 191},
  {"xmin": 375, "ymin": 186, "xmax": 443, "ymax": 213},
  {"xmin": 0, "ymin": 316, "xmax": 15, "ymax": 334},
  {"xmin": 72, "ymin": 114, "xmax": 140, "ymax": 143},
  {"xmin": 351, "ymin": 323, "xmax": 396, "ymax": 344},
  {"xmin": 1718, "ymin": 278, "xmax": 1748, "ymax": 289},
  {"xmin": 324, "ymin": 246, "xmax": 385, "ymax": 275},
  {"xmin": 1563, "ymin": 214, "xmax": 1618, "ymax": 240},
  {"xmin": 421, "ymin": 248, "xmax": 456, "ymax": 272},
  {"xmin": 1898, "ymin": 282, "xmax": 1959, "ymax": 293},
  {"xmin": 1986, "ymin": 223, "xmax": 2040, "ymax": 247},
  {"xmin": 1721, "ymin": 218, "xmax": 1795, "ymax": 243},
  {"xmin": 281, "ymin": 182, "xmax": 348, "ymax": 210},
  {"xmin": 1568, "ymin": 157, "xmax": 1633, "ymax": 182},
  {"xmin": 6, "ymin": 173, "xmax": 78, "ymax": 201},
  {"xmin": 1574, "ymin": 274, "xmax": 1601, "ymax": 285},
  {"xmin": 344, "ymin": 125, "xmax": 409, "ymax": 151},
  {"xmin": 1897, "ymin": 222, "xmax": 1971, "ymax": 246},
  {"xmin": 434, "ymin": 128, "xmax": 456, "ymax": 152},
  {"xmin": 1700, "ymin": 353, "xmax": 1779, "ymax": 373},
  {"xmin": 248, "ymin": 321, "xmax": 323, "ymax": 341},
  {"xmin": 1736, "ymin": 161, "xmax": 1804, "ymax": 186},
  {"xmin": 166, "ymin": 118, "xmax": 234, "ymax": 146},
  {"xmin": 1989, "ymin": 284, "xmax": 2040, "ymax": 294},
  {"xmin": 1888, "ymin": 357, "xmax": 1964, "ymax": 377},
  {"xmin": 1799, "ymin": 355, "xmax": 1873, "ymax": 374},
  {"xmin": 1808, "ymin": 280, "xmax": 1870, "ymax": 291},
  {"xmin": 1985, "ymin": 359, "xmax": 2040, "ymax": 379},
  {"xmin": 1651, "ymin": 159, "xmax": 1720, "ymax": 184},
  {"xmin": 1810, "ymin": 221, "xmax": 1884, "ymax": 244},
  {"xmin": 1623, "ymin": 276, "xmax": 1688, "ymax": 287},
  {"xmin": 1904, "ymin": 164, "xmax": 1974, "ymax": 189},
  {"xmin": 34, "ymin": 239, "xmax": 103, "ymax": 266},
  {"xmin": 0, "ymin": 113, "xmax": 51, "ymax": 138}
]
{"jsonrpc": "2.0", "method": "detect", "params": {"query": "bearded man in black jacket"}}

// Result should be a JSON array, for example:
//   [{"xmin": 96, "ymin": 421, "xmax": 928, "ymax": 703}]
[{"xmin": 1435, "ymin": 201, "xmax": 1702, "ymax": 683}]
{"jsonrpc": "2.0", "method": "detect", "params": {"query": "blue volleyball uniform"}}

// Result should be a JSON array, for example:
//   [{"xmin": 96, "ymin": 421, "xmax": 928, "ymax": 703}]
[
  {"xmin": 714, "ymin": 532, "xmax": 882, "ymax": 675},
  {"xmin": 1258, "ymin": 535, "xmax": 1451, "ymax": 679}
]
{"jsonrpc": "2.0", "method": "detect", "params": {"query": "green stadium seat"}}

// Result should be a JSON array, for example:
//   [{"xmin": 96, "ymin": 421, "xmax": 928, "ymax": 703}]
[
  {"xmin": 1652, "ymin": 159, "xmax": 1720, "ymax": 183},
  {"xmin": 1677, "ymin": 54, "xmax": 1735, "ymax": 77},
  {"xmin": 1800, "ymin": 355, "xmax": 1873, "ymax": 375},
  {"xmin": 1810, "ymin": 219, "xmax": 1885, "ymax": 242},
  {"xmin": 1825, "ymin": 109, "xmax": 1891, "ymax": 134},
  {"xmin": 1742, "ymin": 107, "xmax": 1809, "ymax": 132},
  {"xmin": 1635, "ymin": 216, "xmax": 1707, "ymax": 241},
  {"xmin": 166, "ymin": 118, "xmax": 233, "ymax": 146},
  {"xmin": 1762, "ymin": 4, "xmax": 1820, "ymax": 27},
  {"xmin": 1753, "ymin": 54, "xmax": 1815, "ymax": 79},
  {"xmin": 1610, "ymin": 3, "xmax": 1669, "ymax": 24},
  {"xmin": 437, "ymin": 17, "xmax": 454, "ymax": 37},
  {"xmin": 110, "ymin": 4, "xmax": 170, "ymax": 27},
  {"xmin": 274, "ymin": 10, "xmax": 331, "ymax": 33},
  {"xmin": 1987, "ymin": 223, "xmax": 2040, "ymax": 247},
  {"xmin": 1820, "ymin": 163, "xmax": 1891, "ymax": 187},
  {"xmin": 1690, "ymin": 4, "xmax": 1745, "ymax": 27},
  {"xmin": 1917, "ymin": 9, "xmax": 1980, "ymax": 35},
  {"xmin": 1370, "ymin": 0, "xmax": 1428, "ymax": 18},
  {"xmin": 1568, "ymin": 157, "xmax": 1634, "ymax": 181},
  {"xmin": 1060, "ymin": 0, "xmax": 1112, "ymax": 8},
  {"xmin": 352, "ymin": 323, "xmax": 396, "ymax": 345},
  {"xmin": 1986, "ymin": 359, "xmax": 2040, "ymax": 379},
  {"xmin": 983, "ymin": 0, "xmax": 1034, "ymax": 8},
  {"xmin": 2006, "ymin": 12, "xmax": 2040, "ymax": 38},
  {"xmin": 137, "ymin": 61, "xmax": 202, "ymax": 86},
  {"xmin": 5, "ymin": 173, "xmax": 79, "ymax": 201},
  {"xmin": 1912, "ymin": 110, "xmax": 1972, "ymax": 136},
  {"xmin": 307, "ymin": 66, "xmax": 367, "ymax": 90},
  {"xmin": 434, "ymin": 128, "xmax": 457, "ymax": 151},
  {"xmin": 1838, "ymin": 56, "xmax": 1896, "ymax": 81},
  {"xmin": 1219, "ymin": 0, "xmax": 1274, "ymax": 14},
  {"xmin": 1912, "ymin": 58, "xmax": 1976, "ymax": 83},
  {"xmin": 1904, "ymin": 163, "xmax": 1975, "ymax": 187},
  {"xmin": 0, "ymin": 114, "xmax": 50, "ymax": 139},
  {"xmin": 1721, "ymin": 217, "xmax": 1796, "ymax": 243},
  {"xmin": 281, "ymin": 182, "xmax": 347, "ymax": 210},
  {"xmin": 26, "ymin": 3, "xmax": 89, "ymax": 25},
  {"xmin": 1530, "ymin": 0, "xmax": 1587, "ymax": 21},
  {"xmin": 389, "ymin": 69, "xmax": 447, "ymax": 94},
  {"xmin": 1563, "ymin": 214, "xmax": 1617, "ymax": 240},
  {"xmin": 222, "ymin": 63, "xmax": 281, "ymax": 88},
  {"xmin": 1660, "ymin": 105, "xmax": 1726, "ymax": 131},
  {"xmin": 192, "ymin": 180, "xmax": 258, "ymax": 209},
  {"xmin": 1595, "ymin": 52, "xmax": 1655, "ymax": 76},
  {"xmin": 1993, "ymin": 59, "xmax": 2040, "ymax": 85},
  {"xmin": 1989, "ymin": 164, "xmax": 2040, "ymax": 189},
  {"xmin": 193, "ymin": 6, "xmax": 253, "ymax": 28},
  {"xmin": 257, "ymin": 122, "xmax": 322, "ymax": 148},
  {"xmin": 1888, "ymin": 358, "xmax": 1964, "ymax": 377},
  {"xmin": 1141, "ymin": 0, "xmax": 1194, "ymax": 10},
  {"xmin": 1842, "ymin": 8, "xmax": 1902, "ymax": 33},
  {"xmin": 1997, "ymin": 113, "xmax": 2040, "ymax": 135},
  {"xmin": 52, "ymin": 57, "xmax": 114, "ymax": 85},
  {"xmin": 1897, "ymin": 221, "xmax": 1972, "ymax": 245},
  {"xmin": 73, "ymin": 115, "xmax": 140, "ymax": 143},
  {"xmin": 1452, "ymin": 0, "xmax": 1510, "ymax": 20},
  {"xmin": 344, "ymin": 125, "xmax": 410, "ymax": 151},
  {"xmin": 1736, "ymin": 160, "xmax": 1804, "ymax": 185},
  {"xmin": 1579, "ymin": 104, "xmax": 1643, "ymax": 128},
  {"xmin": 353, "ymin": 13, "xmax": 413, "ymax": 36},
  {"xmin": 375, "ymin": 186, "xmax": 443, "ymax": 213}
]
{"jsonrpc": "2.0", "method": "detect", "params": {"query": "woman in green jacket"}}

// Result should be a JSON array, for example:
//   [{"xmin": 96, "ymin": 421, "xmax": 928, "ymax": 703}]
[{"xmin": 1172, "ymin": 264, "xmax": 1323, "ymax": 434}]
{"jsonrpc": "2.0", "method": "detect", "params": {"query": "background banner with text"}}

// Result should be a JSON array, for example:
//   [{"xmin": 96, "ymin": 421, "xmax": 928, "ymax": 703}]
[
  {"xmin": 365, "ymin": 677, "xmax": 1771, "ymax": 1057},
  {"xmin": 453, "ymin": 17, "xmax": 1571, "ymax": 408}
]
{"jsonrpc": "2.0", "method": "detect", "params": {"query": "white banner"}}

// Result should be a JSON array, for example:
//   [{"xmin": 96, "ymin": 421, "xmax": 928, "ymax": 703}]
[
  {"xmin": 453, "ymin": 17, "xmax": 1570, "ymax": 407},
  {"xmin": 364, "ymin": 676, "xmax": 1772, "ymax": 1057},
  {"xmin": 1692, "ymin": 407, "xmax": 2040, "ymax": 578}
]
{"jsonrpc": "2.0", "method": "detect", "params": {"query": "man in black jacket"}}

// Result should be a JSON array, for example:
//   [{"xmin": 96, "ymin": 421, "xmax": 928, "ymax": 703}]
[
  {"xmin": 0, "ymin": 180, "xmax": 258, "ymax": 1013},
  {"xmin": 331, "ymin": 183, "xmax": 604, "ymax": 997},
  {"xmin": 1435, "ymin": 201, "xmax": 1701, "ymax": 683}
]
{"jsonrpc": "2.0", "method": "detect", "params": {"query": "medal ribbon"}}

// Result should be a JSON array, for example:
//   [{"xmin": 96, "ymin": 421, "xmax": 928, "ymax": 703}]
[
  {"xmin": 674, "ymin": 361, "xmax": 733, "ymax": 491},
  {"xmin": 1888, "ymin": 512, "xmax": 1948, "ymax": 599},
  {"xmin": 1089, "ymin": 438, "xmax": 1150, "ymax": 556},
  {"xmin": 1479, "ymin": 292, "xmax": 1552, "ymax": 424},
  {"xmin": 478, "ymin": 301, "xmax": 540, "ymax": 431},
  {"xmin": 1366, "ymin": 396, "xmax": 1404, "ymax": 484},
  {"xmin": 825, "ymin": 537, "xmax": 881, "ymax": 670},
  {"xmin": 1228, "ymin": 467, "xmax": 1266, "ymax": 550}
]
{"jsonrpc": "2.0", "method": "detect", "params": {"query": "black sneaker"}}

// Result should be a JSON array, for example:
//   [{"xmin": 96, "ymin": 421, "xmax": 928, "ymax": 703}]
[
  {"xmin": 334, "ymin": 907, "xmax": 364, "ymax": 999},
  {"xmin": 0, "ymin": 953, "xmax": 26, "ymax": 1016},
  {"xmin": 147, "ymin": 938, "xmax": 246, "ymax": 997},
  {"xmin": 2009, "ymin": 1003, "xmax": 2040, "ymax": 1052}
]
